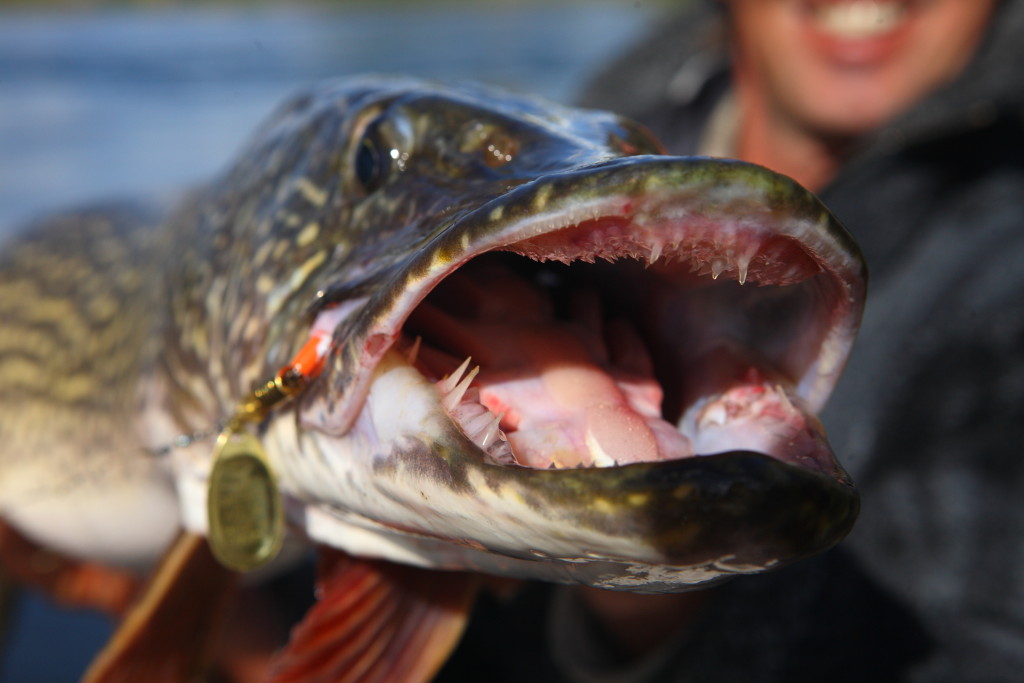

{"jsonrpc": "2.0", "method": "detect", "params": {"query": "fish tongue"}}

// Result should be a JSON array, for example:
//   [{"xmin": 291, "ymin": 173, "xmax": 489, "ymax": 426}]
[
  {"xmin": 495, "ymin": 354, "xmax": 661, "ymax": 467},
  {"xmin": 476, "ymin": 327, "xmax": 692, "ymax": 468},
  {"xmin": 267, "ymin": 549, "xmax": 478, "ymax": 683}
]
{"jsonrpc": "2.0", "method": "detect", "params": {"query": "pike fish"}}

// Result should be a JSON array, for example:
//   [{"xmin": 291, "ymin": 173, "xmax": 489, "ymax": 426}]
[{"xmin": 0, "ymin": 77, "xmax": 865, "ymax": 680}]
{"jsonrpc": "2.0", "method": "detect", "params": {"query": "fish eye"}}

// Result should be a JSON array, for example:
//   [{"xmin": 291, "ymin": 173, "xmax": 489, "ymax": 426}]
[{"xmin": 355, "ymin": 133, "xmax": 389, "ymax": 194}]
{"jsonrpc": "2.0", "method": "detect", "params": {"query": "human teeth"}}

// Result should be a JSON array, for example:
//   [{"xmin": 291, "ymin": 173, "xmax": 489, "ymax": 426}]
[{"xmin": 816, "ymin": 1, "xmax": 905, "ymax": 39}]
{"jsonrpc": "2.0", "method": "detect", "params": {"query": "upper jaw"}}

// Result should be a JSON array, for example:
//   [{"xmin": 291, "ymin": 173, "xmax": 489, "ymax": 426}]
[{"xmin": 298, "ymin": 155, "xmax": 865, "ymax": 481}]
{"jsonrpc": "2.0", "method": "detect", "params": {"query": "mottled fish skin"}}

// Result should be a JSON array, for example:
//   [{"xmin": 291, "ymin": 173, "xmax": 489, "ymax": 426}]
[
  {"xmin": 134, "ymin": 81, "xmax": 654, "ymax": 434},
  {"xmin": 0, "ymin": 77, "xmax": 864, "ymax": 591},
  {"xmin": 0, "ymin": 206, "xmax": 180, "ymax": 566}
]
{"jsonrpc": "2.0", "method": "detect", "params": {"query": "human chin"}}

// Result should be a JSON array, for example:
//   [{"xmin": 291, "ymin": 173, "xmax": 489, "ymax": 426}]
[{"xmin": 782, "ymin": 66, "xmax": 915, "ymax": 138}]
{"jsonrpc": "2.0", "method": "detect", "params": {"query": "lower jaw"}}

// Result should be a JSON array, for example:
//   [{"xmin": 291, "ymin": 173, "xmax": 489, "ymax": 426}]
[{"xmin": 375, "ymin": 336, "xmax": 837, "ymax": 479}]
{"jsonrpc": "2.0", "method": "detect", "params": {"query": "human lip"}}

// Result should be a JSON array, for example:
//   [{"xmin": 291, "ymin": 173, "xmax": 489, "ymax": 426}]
[{"xmin": 800, "ymin": 0, "xmax": 916, "ymax": 65}]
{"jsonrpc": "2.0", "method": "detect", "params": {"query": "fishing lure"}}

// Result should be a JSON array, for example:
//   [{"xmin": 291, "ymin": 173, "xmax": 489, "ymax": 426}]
[{"xmin": 207, "ymin": 326, "xmax": 332, "ymax": 571}]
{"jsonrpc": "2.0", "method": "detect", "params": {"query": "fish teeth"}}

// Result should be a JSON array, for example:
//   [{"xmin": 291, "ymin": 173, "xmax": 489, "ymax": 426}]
[
  {"xmin": 478, "ymin": 412, "xmax": 505, "ymax": 449},
  {"xmin": 584, "ymin": 427, "xmax": 618, "ymax": 468},
  {"xmin": 698, "ymin": 402, "xmax": 728, "ymax": 428},
  {"xmin": 406, "ymin": 335, "xmax": 422, "ymax": 364},
  {"xmin": 437, "ymin": 356, "xmax": 473, "ymax": 395},
  {"xmin": 442, "ymin": 364, "xmax": 480, "ymax": 412},
  {"xmin": 736, "ymin": 245, "xmax": 758, "ymax": 286},
  {"xmin": 435, "ymin": 358, "xmax": 515, "ymax": 464},
  {"xmin": 485, "ymin": 438, "xmax": 516, "ymax": 466},
  {"xmin": 647, "ymin": 242, "xmax": 663, "ymax": 265},
  {"xmin": 775, "ymin": 384, "xmax": 795, "ymax": 413},
  {"xmin": 463, "ymin": 410, "xmax": 498, "ymax": 440}
]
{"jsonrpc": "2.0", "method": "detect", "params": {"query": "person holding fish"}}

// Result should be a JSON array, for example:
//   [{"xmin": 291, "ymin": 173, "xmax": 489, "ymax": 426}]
[{"xmin": 465, "ymin": 0, "xmax": 1023, "ymax": 680}]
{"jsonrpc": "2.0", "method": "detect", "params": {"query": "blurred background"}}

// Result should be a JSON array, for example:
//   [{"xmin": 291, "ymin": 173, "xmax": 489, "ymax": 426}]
[
  {"xmin": 0, "ymin": 0, "xmax": 660, "ymax": 679},
  {"xmin": 0, "ymin": 0, "xmax": 662, "ymax": 232}
]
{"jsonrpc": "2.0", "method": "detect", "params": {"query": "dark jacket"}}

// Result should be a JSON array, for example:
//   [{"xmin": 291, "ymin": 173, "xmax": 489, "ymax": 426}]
[{"xmin": 566, "ymin": 1, "xmax": 1024, "ymax": 681}]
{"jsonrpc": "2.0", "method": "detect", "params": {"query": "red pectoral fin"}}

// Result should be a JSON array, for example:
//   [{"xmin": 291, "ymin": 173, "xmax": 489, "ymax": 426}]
[
  {"xmin": 83, "ymin": 532, "xmax": 239, "ymax": 683},
  {"xmin": 268, "ymin": 549, "xmax": 479, "ymax": 683}
]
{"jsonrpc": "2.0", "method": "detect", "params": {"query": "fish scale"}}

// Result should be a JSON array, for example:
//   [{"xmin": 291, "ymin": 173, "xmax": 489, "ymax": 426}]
[{"xmin": 0, "ymin": 208, "xmax": 158, "ymax": 454}]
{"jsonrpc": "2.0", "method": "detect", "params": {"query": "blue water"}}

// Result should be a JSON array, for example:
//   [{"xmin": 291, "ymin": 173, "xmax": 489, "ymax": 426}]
[
  {"xmin": 0, "ymin": 3, "xmax": 654, "ymax": 233},
  {"xmin": 0, "ymin": 4, "xmax": 654, "ymax": 680}
]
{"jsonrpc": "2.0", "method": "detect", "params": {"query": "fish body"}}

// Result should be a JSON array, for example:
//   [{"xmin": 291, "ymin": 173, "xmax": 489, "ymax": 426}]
[
  {"xmin": 0, "ymin": 78, "xmax": 864, "ymax": 601},
  {"xmin": 0, "ymin": 204, "xmax": 181, "ymax": 567}
]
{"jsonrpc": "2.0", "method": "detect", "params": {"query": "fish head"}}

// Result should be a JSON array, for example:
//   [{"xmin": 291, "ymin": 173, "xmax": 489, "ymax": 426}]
[{"xmin": 227, "ymin": 78, "xmax": 865, "ymax": 592}]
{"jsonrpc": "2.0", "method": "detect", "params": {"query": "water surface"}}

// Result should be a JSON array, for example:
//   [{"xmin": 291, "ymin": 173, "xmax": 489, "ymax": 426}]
[{"xmin": 0, "ymin": 4, "xmax": 653, "ymax": 231}]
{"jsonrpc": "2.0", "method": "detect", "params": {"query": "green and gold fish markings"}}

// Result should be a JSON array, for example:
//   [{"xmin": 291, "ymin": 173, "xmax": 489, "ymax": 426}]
[{"xmin": 0, "ymin": 77, "xmax": 865, "ymax": 680}]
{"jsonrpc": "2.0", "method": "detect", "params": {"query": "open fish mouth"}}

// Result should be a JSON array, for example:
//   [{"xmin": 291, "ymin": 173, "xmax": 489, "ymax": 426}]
[
  {"xmin": 282, "ymin": 154, "xmax": 864, "ymax": 588},
  {"xmin": 308, "ymin": 156, "xmax": 863, "ymax": 479}
]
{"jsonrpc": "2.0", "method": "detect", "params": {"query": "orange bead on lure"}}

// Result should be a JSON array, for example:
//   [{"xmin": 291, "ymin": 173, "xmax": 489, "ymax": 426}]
[{"xmin": 282, "ymin": 328, "xmax": 331, "ymax": 381}]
